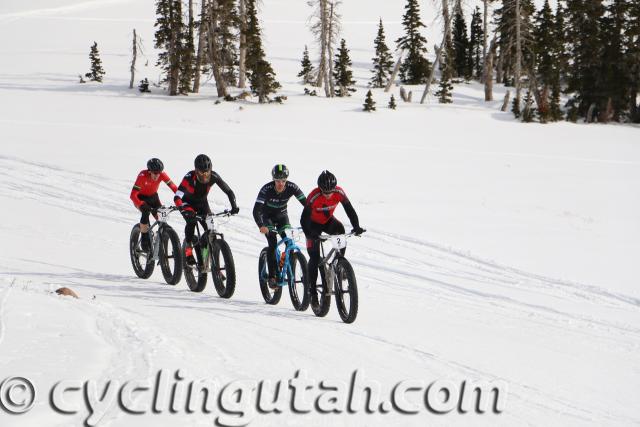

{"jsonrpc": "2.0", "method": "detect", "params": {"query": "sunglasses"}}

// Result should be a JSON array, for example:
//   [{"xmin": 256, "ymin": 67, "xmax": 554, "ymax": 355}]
[
  {"xmin": 196, "ymin": 169, "xmax": 211, "ymax": 176},
  {"xmin": 274, "ymin": 179, "xmax": 287, "ymax": 184}
]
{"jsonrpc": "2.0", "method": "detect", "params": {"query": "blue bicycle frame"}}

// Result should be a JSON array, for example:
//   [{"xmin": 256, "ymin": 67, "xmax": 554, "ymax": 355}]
[{"xmin": 262, "ymin": 228, "xmax": 304, "ymax": 287}]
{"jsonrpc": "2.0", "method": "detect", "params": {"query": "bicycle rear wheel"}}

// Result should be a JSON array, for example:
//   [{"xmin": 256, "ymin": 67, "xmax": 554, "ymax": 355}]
[
  {"xmin": 129, "ymin": 225, "xmax": 154, "ymax": 279},
  {"xmin": 311, "ymin": 266, "xmax": 331, "ymax": 318},
  {"xmin": 334, "ymin": 258, "xmax": 358, "ymax": 324},
  {"xmin": 258, "ymin": 248, "xmax": 282, "ymax": 304},
  {"xmin": 159, "ymin": 226, "xmax": 183, "ymax": 285},
  {"xmin": 183, "ymin": 240, "xmax": 207, "ymax": 292},
  {"xmin": 211, "ymin": 238, "xmax": 236, "ymax": 299},
  {"xmin": 288, "ymin": 251, "xmax": 309, "ymax": 311}
]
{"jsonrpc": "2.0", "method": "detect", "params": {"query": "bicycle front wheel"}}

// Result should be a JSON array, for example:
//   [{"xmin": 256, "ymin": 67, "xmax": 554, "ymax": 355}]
[
  {"xmin": 129, "ymin": 225, "xmax": 154, "ymax": 279},
  {"xmin": 211, "ymin": 239, "xmax": 236, "ymax": 299},
  {"xmin": 258, "ymin": 248, "xmax": 282, "ymax": 305},
  {"xmin": 288, "ymin": 251, "xmax": 309, "ymax": 311},
  {"xmin": 159, "ymin": 226, "xmax": 183, "ymax": 285},
  {"xmin": 334, "ymin": 258, "xmax": 358, "ymax": 324}
]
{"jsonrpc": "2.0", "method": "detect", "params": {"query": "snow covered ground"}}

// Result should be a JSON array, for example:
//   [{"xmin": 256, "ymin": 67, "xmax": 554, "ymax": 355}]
[{"xmin": 1, "ymin": 0, "xmax": 639, "ymax": 426}]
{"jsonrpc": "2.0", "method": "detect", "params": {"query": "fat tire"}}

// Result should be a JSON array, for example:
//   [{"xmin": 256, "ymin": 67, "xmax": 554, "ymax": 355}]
[
  {"xmin": 334, "ymin": 258, "xmax": 358, "ymax": 324},
  {"xmin": 288, "ymin": 251, "xmax": 310, "ymax": 311},
  {"xmin": 311, "ymin": 266, "xmax": 331, "ymax": 317},
  {"xmin": 211, "ymin": 239, "xmax": 236, "ymax": 298},
  {"xmin": 258, "ymin": 248, "xmax": 282, "ymax": 304},
  {"xmin": 129, "ymin": 224, "xmax": 154, "ymax": 279},
  {"xmin": 159, "ymin": 226, "xmax": 183, "ymax": 285},
  {"xmin": 183, "ymin": 240, "xmax": 207, "ymax": 292}
]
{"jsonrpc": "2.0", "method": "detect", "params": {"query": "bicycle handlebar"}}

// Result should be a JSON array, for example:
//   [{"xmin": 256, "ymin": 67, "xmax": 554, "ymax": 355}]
[{"xmin": 318, "ymin": 229, "xmax": 366, "ymax": 241}]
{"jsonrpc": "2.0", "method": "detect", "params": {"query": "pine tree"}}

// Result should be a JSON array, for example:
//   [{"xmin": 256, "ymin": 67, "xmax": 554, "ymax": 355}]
[
  {"xmin": 550, "ymin": 79, "xmax": 563, "ymax": 120},
  {"xmin": 534, "ymin": 0, "xmax": 558, "ymax": 123},
  {"xmin": 370, "ymin": 19, "xmax": 394, "ymax": 88},
  {"xmin": 512, "ymin": 95, "xmax": 521, "ymax": 118},
  {"xmin": 154, "ymin": 0, "xmax": 184, "ymax": 95},
  {"xmin": 85, "ymin": 42, "xmax": 105, "ymax": 82},
  {"xmin": 469, "ymin": 6, "xmax": 484, "ymax": 80},
  {"xmin": 333, "ymin": 39, "xmax": 356, "ymax": 96},
  {"xmin": 452, "ymin": 4, "xmax": 471, "ymax": 79},
  {"xmin": 598, "ymin": 0, "xmax": 629, "ymax": 122},
  {"xmin": 627, "ymin": 1, "xmax": 640, "ymax": 122},
  {"xmin": 494, "ymin": 0, "xmax": 535, "ymax": 86},
  {"xmin": 522, "ymin": 89, "xmax": 535, "ymax": 121},
  {"xmin": 216, "ymin": 0, "xmax": 239, "ymax": 86},
  {"xmin": 179, "ymin": 9, "xmax": 196, "ymax": 95},
  {"xmin": 435, "ymin": 53, "xmax": 453, "ymax": 103},
  {"xmin": 388, "ymin": 94, "xmax": 397, "ymax": 109},
  {"xmin": 555, "ymin": 3, "xmax": 569, "ymax": 84},
  {"xmin": 363, "ymin": 90, "xmax": 376, "ymax": 111},
  {"xmin": 298, "ymin": 45, "xmax": 315, "ymax": 84},
  {"xmin": 534, "ymin": 1, "xmax": 557, "ymax": 87},
  {"xmin": 396, "ymin": 0, "xmax": 431, "ymax": 84},
  {"xmin": 245, "ymin": 0, "xmax": 280, "ymax": 103},
  {"xmin": 565, "ymin": 0, "xmax": 605, "ymax": 121}
]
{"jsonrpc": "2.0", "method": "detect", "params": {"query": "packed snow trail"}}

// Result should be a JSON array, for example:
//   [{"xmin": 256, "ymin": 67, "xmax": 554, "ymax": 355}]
[{"xmin": 1, "ymin": 154, "xmax": 638, "ymax": 426}]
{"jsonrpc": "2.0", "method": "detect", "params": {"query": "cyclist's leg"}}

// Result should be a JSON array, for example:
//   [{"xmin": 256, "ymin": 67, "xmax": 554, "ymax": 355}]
[
  {"xmin": 193, "ymin": 201, "xmax": 210, "ymax": 265},
  {"xmin": 272, "ymin": 213, "xmax": 291, "ymax": 283},
  {"xmin": 137, "ymin": 194, "xmax": 160, "ymax": 250},
  {"xmin": 305, "ymin": 220, "xmax": 326, "ymax": 286},
  {"xmin": 261, "ymin": 216, "xmax": 278, "ymax": 280}
]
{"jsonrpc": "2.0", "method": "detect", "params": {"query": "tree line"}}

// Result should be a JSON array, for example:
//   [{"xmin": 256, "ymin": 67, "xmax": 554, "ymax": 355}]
[{"xmin": 91, "ymin": 0, "xmax": 638, "ymax": 122}]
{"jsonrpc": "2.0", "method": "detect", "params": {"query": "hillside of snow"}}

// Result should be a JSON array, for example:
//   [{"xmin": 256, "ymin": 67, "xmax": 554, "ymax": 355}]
[{"xmin": 1, "ymin": 0, "xmax": 639, "ymax": 426}]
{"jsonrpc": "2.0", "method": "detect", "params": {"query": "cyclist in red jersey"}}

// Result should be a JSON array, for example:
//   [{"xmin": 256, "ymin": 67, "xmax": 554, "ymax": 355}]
[
  {"xmin": 130, "ymin": 158, "xmax": 178, "ymax": 251},
  {"xmin": 301, "ymin": 170, "xmax": 365, "ymax": 290}
]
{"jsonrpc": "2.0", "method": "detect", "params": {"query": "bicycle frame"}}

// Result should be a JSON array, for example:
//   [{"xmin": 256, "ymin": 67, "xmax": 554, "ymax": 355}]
[
  {"xmin": 271, "ymin": 228, "xmax": 304, "ymax": 286},
  {"xmin": 318, "ymin": 232, "xmax": 355, "ymax": 295},
  {"xmin": 191, "ymin": 211, "xmax": 231, "ymax": 273},
  {"xmin": 144, "ymin": 206, "xmax": 179, "ymax": 263}
]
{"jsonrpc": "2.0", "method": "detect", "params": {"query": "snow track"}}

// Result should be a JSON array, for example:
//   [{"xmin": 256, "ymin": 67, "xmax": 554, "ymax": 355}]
[{"xmin": 1, "ymin": 154, "xmax": 638, "ymax": 425}]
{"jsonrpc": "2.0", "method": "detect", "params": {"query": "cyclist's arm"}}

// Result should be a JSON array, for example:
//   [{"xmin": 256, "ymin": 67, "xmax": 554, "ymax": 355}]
[
  {"xmin": 174, "ymin": 173, "xmax": 194, "ymax": 209},
  {"xmin": 130, "ymin": 173, "xmax": 145, "ymax": 208},
  {"xmin": 339, "ymin": 190, "xmax": 360, "ymax": 229},
  {"xmin": 212, "ymin": 172, "xmax": 238, "ymax": 210},
  {"xmin": 292, "ymin": 183, "xmax": 307, "ymax": 206},
  {"xmin": 253, "ymin": 186, "xmax": 267, "ymax": 227},
  {"xmin": 300, "ymin": 203, "xmax": 311, "ymax": 234},
  {"xmin": 161, "ymin": 172, "xmax": 178, "ymax": 193}
]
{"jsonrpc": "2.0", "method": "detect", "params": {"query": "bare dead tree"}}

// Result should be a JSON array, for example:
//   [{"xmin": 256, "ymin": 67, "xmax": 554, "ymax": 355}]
[
  {"xmin": 514, "ymin": 0, "xmax": 522, "ymax": 112},
  {"xmin": 238, "ymin": 0, "xmax": 247, "ymax": 88},
  {"xmin": 192, "ymin": 0, "xmax": 207, "ymax": 93},
  {"xmin": 384, "ymin": 49, "xmax": 404, "ymax": 92},
  {"xmin": 326, "ymin": 1, "xmax": 337, "ymax": 97},
  {"xmin": 130, "ymin": 29, "xmax": 138, "ymax": 89},
  {"xmin": 501, "ymin": 90, "xmax": 511, "ymax": 111},
  {"xmin": 420, "ymin": 5, "xmax": 454, "ymax": 104},
  {"xmin": 207, "ymin": 0, "xmax": 228, "ymax": 97},
  {"xmin": 484, "ymin": 38, "xmax": 497, "ymax": 101}
]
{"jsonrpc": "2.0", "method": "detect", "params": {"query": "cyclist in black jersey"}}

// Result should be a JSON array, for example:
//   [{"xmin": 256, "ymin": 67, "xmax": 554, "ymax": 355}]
[{"xmin": 253, "ymin": 164, "xmax": 307, "ymax": 288}]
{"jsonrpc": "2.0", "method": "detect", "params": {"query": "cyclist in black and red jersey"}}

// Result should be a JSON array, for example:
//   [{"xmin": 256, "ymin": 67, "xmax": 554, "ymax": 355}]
[
  {"xmin": 174, "ymin": 154, "xmax": 239, "ymax": 265},
  {"xmin": 130, "ymin": 158, "xmax": 178, "ymax": 252},
  {"xmin": 253, "ymin": 164, "xmax": 307, "ymax": 288},
  {"xmin": 301, "ymin": 170, "xmax": 365, "ymax": 290}
]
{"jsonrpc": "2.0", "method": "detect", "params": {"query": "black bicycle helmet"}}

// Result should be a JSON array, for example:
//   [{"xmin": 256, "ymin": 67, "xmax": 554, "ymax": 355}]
[
  {"xmin": 317, "ymin": 170, "xmax": 337, "ymax": 192},
  {"xmin": 147, "ymin": 158, "xmax": 164, "ymax": 173},
  {"xmin": 271, "ymin": 164, "xmax": 289, "ymax": 180},
  {"xmin": 194, "ymin": 154, "xmax": 212, "ymax": 172}
]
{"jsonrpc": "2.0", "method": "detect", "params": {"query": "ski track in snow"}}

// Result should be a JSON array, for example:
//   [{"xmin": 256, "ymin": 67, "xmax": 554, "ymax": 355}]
[
  {"xmin": 0, "ymin": 284, "xmax": 11, "ymax": 348},
  {"xmin": 1, "ymin": 154, "xmax": 639, "ymax": 424},
  {"xmin": 0, "ymin": 0, "xmax": 133, "ymax": 23}
]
